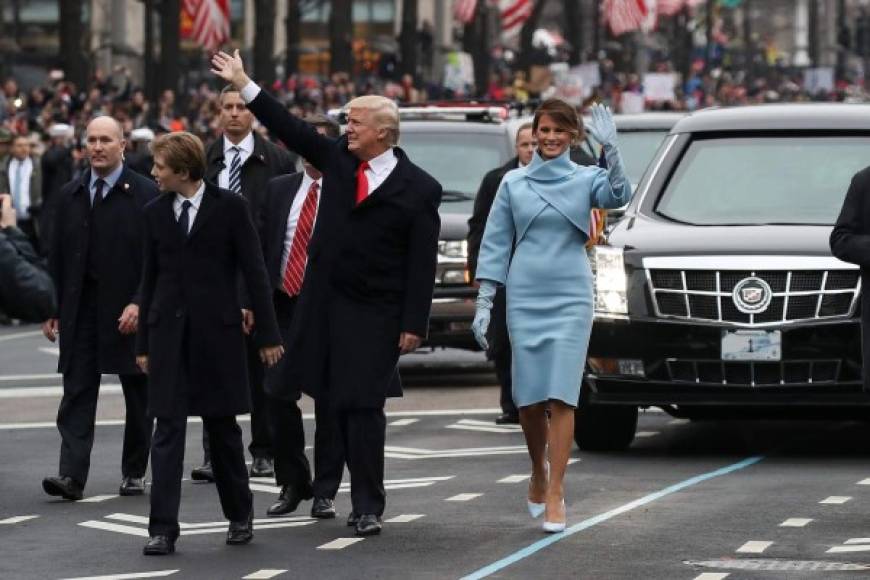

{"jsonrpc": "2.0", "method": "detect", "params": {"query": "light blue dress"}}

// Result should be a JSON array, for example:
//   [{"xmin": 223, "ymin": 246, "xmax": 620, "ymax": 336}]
[{"xmin": 475, "ymin": 150, "xmax": 631, "ymax": 408}]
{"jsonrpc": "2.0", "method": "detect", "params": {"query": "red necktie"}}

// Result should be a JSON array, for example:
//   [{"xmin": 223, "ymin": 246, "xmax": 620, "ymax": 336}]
[
  {"xmin": 356, "ymin": 161, "xmax": 370, "ymax": 204},
  {"xmin": 282, "ymin": 181, "xmax": 319, "ymax": 297}
]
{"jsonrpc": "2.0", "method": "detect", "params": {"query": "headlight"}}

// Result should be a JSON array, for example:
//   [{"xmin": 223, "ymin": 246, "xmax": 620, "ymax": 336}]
[
  {"xmin": 438, "ymin": 240, "xmax": 468, "ymax": 259},
  {"xmin": 591, "ymin": 246, "xmax": 628, "ymax": 315},
  {"xmin": 440, "ymin": 267, "xmax": 470, "ymax": 285}
]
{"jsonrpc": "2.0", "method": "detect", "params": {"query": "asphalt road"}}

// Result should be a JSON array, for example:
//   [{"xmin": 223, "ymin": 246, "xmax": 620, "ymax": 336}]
[{"xmin": 3, "ymin": 324, "xmax": 870, "ymax": 580}]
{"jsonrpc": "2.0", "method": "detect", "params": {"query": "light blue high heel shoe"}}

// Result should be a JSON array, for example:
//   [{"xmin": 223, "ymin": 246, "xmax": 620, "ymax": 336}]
[
  {"xmin": 526, "ymin": 461, "xmax": 549, "ymax": 518},
  {"xmin": 542, "ymin": 499, "xmax": 566, "ymax": 533}
]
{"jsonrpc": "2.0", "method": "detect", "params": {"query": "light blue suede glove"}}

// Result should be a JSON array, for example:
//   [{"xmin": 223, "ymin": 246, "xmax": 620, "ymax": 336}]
[
  {"xmin": 472, "ymin": 280, "xmax": 498, "ymax": 351},
  {"xmin": 586, "ymin": 103, "xmax": 630, "ymax": 196}
]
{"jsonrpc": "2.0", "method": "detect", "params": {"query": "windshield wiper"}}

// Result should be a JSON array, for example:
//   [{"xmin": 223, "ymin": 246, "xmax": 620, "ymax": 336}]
[{"xmin": 441, "ymin": 190, "xmax": 475, "ymax": 202}]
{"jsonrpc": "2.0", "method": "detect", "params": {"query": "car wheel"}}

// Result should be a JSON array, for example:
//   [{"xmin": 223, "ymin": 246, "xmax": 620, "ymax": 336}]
[{"xmin": 573, "ymin": 401, "xmax": 638, "ymax": 451}]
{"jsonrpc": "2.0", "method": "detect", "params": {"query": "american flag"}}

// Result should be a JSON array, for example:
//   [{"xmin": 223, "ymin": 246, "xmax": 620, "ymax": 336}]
[
  {"xmin": 499, "ymin": 0, "xmax": 534, "ymax": 41},
  {"xmin": 657, "ymin": 0, "xmax": 703, "ymax": 17},
  {"xmin": 182, "ymin": 0, "xmax": 230, "ymax": 52},
  {"xmin": 454, "ymin": 0, "xmax": 478, "ymax": 24},
  {"xmin": 602, "ymin": 0, "xmax": 649, "ymax": 37}
]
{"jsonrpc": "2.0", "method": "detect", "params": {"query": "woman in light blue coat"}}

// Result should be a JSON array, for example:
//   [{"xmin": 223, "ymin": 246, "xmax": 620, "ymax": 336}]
[{"xmin": 472, "ymin": 99, "xmax": 631, "ymax": 532}]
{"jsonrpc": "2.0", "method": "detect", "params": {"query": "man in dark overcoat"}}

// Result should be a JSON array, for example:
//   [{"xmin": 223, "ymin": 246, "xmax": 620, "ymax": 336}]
[
  {"xmin": 258, "ymin": 114, "xmax": 341, "ymax": 518},
  {"xmin": 137, "ymin": 132, "xmax": 282, "ymax": 555},
  {"xmin": 41, "ymin": 116, "xmax": 157, "ymax": 501},
  {"xmin": 212, "ymin": 50, "xmax": 442, "ymax": 536},
  {"xmin": 831, "ymin": 166, "xmax": 870, "ymax": 391},
  {"xmin": 187, "ymin": 85, "xmax": 297, "ymax": 482}
]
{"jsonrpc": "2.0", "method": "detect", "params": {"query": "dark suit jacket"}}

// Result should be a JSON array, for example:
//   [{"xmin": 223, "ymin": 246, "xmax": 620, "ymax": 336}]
[
  {"xmin": 48, "ymin": 166, "xmax": 158, "ymax": 375},
  {"xmin": 247, "ymin": 90, "xmax": 442, "ymax": 407},
  {"xmin": 136, "ymin": 182, "xmax": 281, "ymax": 417},
  {"xmin": 830, "ymin": 166, "xmax": 870, "ymax": 391},
  {"xmin": 205, "ymin": 131, "xmax": 296, "ymax": 227},
  {"xmin": 0, "ymin": 154, "xmax": 43, "ymax": 221}
]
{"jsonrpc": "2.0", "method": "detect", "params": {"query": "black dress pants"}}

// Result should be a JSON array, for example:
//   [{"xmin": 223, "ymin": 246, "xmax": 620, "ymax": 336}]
[
  {"xmin": 311, "ymin": 394, "xmax": 346, "ymax": 500},
  {"xmin": 149, "ymin": 415, "xmax": 252, "ymax": 539},
  {"xmin": 201, "ymin": 335, "xmax": 272, "ymax": 463},
  {"xmin": 57, "ymin": 290, "xmax": 151, "ymax": 487}
]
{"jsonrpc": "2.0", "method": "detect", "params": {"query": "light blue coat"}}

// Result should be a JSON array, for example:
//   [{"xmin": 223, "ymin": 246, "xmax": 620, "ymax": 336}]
[{"xmin": 475, "ymin": 149, "xmax": 631, "ymax": 407}]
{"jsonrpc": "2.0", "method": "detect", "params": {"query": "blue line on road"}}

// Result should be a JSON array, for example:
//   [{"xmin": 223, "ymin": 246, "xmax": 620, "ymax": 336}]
[{"xmin": 460, "ymin": 455, "xmax": 765, "ymax": 580}]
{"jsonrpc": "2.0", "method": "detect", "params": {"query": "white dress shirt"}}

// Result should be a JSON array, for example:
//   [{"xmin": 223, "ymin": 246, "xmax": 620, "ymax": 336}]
[
  {"xmin": 360, "ymin": 147, "xmax": 398, "ymax": 198},
  {"xmin": 8, "ymin": 156, "xmax": 33, "ymax": 219},
  {"xmin": 173, "ymin": 182, "xmax": 206, "ymax": 234},
  {"xmin": 219, "ymin": 133, "xmax": 255, "ymax": 191},
  {"xmin": 280, "ymin": 173, "xmax": 323, "ymax": 276}
]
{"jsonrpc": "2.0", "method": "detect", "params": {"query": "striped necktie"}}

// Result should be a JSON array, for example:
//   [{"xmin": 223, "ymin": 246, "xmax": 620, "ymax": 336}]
[
  {"xmin": 228, "ymin": 146, "xmax": 242, "ymax": 194},
  {"xmin": 282, "ymin": 181, "xmax": 319, "ymax": 296}
]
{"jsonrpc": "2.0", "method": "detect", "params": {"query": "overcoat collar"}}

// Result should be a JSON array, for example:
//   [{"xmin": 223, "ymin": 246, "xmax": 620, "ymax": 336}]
[
  {"xmin": 353, "ymin": 147, "xmax": 410, "ymax": 208},
  {"xmin": 74, "ymin": 165, "xmax": 136, "ymax": 198},
  {"xmin": 187, "ymin": 181, "xmax": 222, "ymax": 240}
]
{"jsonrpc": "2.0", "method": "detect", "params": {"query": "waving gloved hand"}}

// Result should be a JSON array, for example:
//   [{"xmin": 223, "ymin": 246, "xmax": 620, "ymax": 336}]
[
  {"xmin": 586, "ymin": 102, "xmax": 631, "ymax": 203},
  {"xmin": 585, "ymin": 103, "xmax": 618, "ymax": 149},
  {"xmin": 472, "ymin": 280, "xmax": 497, "ymax": 351}
]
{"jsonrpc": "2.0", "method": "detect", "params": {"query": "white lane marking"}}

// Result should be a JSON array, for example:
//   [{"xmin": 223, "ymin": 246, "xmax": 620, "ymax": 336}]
[
  {"xmin": 78, "ymin": 520, "xmax": 150, "ymax": 537},
  {"xmin": 104, "ymin": 513, "xmax": 313, "ymax": 528},
  {"xmin": 317, "ymin": 538, "xmax": 364, "ymax": 550},
  {"xmin": 250, "ymin": 476, "xmax": 454, "ymax": 495},
  {"xmin": 667, "ymin": 419, "xmax": 690, "ymax": 426},
  {"xmin": 858, "ymin": 478, "xmax": 870, "ymax": 485},
  {"xmin": 0, "ymin": 329, "xmax": 43, "ymax": 342},
  {"xmin": 828, "ymin": 545, "xmax": 870, "ymax": 554},
  {"xmin": 385, "ymin": 445, "xmax": 527, "ymax": 459},
  {"xmin": 58, "ymin": 571, "xmax": 178, "ymax": 580},
  {"xmin": 242, "ymin": 571, "xmax": 287, "ymax": 580},
  {"xmin": 693, "ymin": 574, "xmax": 729, "ymax": 580},
  {"xmin": 0, "ymin": 385, "xmax": 122, "ymax": 399},
  {"xmin": 0, "ymin": 373, "xmax": 60, "ymax": 381},
  {"xmin": 39, "ymin": 346, "xmax": 59, "ymax": 356},
  {"xmin": 384, "ymin": 514, "xmax": 424, "ymax": 523},
  {"xmin": 77, "ymin": 495, "xmax": 118, "ymax": 503},
  {"xmin": 0, "ymin": 515, "xmax": 39, "ymax": 524},
  {"xmin": 736, "ymin": 540, "xmax": 773, "ymax": 553},
  {"xmin": 567, "ymin": 458, "xmax": 581, "ymax": 465},
  {"xmin": 389, "ymin": 418, "xmax": 419, "ymax": 426},
  {"xmin": 845, "ymin": 538, "xmax": 870, "ymax": 544},
  {"xmin": 446, "ymin": 419, "xmax": 523, "ymax": 434},
  {"xmin": 780, "ymin": 518, "xmax": 813, "ymax": 527},
  {"xmin": 498, "ymin": 475, "xmax": 531, "ymax": 483},
  {"xmin": 635, "ymin": 431, "xmax": 659, "ymax": 438},
  {"xmin": 446, "ymin": 493, "xmax": 482, "ymax": 502},
  {"xmin": 183, "ymin": 521, "xmax": 314, "ymax": 535},
  {"xmin": 820, "ymin": 496, "xmax": 852, "ymax": 505}
]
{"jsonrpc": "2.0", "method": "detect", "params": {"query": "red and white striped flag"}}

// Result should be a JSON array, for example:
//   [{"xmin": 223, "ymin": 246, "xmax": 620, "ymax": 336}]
[
  {"xmin": 657, "ymin": 0, "xmax": 703, "ymax": 17},
  {"xmin": 181, "ymin": 0, "xmax": 230, "ymax": 52},
  {"xmin": 602, "ymin": 0, "xmax": 648, "ymax": 37},
  {"xmin": 454, "ymin": 0, "xmax": 478, "ymax": 24},
  {"xmin": 500, "ymin": 0, "xmax": 534, "ymax": 41}
]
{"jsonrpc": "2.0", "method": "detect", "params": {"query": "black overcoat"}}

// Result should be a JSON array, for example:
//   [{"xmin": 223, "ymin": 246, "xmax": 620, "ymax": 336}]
[
  {"xmin": 136, "ymin": 183, "xmax": 281, "ymax": 417},
  {"xmin": 205, "ymin": 131, "xmax": 297, "ymax": 227},
  {"xmin": 246, "ymin": 90, "xmax": 442, "ymax": 408},
  {"xmin": 48, "ymin": 166, "xmax": 158, "ymax": 375},
  {"xmin": 830, "ymin": 166, "xmax": 870, "ymax": 391}
]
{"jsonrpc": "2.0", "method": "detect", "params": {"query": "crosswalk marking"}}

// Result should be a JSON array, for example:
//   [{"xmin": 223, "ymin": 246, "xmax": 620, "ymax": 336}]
[
  {"xmin": 250, "ymin": 476, "xmax": 454, "ymax": 495},
  {"xmin": 0, "ymin": 515, "xmax": 39, "ymax": 524},
  {"xmin": 58, "ymin": 571, "xmax": 178, "ymax": 580},
  {"xmin": 736, "ymin": 540, "xmax": 773, "ymax": 553},
  {"xmin": 635, "ymin": 431, "xmax": 659, "ymax": 438},
  {"xmin": 498, "ymin": 475, "xmax": 530, "ymax": 483},
  {"xmin": 81, "ymin": 513, "xmax": 316, "ymax": 537},
  {"xmin": 828, "ymin": 545, "xmax": 870, "ymax": 554},
  {"xmin": 317, "ymin": 538, "xmax": 364, "ymax": 550},
  {"xmin": 446, "ymin": 493, "xmax": 482, "ymax": 502},
  {"xmin": 242, "ymin": 570, "xmax": 287, "ymax": 579},
  {"xmin": 693, "ymin": 574, "xmax": 729, "ymax": 580},
  {"xmin": 385, "ymin": 445, "xmax": 527, "ymax": 459},
  {"xmin": 857, "ymin": 478, "xmax": 870, "ymax": 485},
  {"xmin": 780, "ymin": 518, "xmax": 812, "ymax": 527},
  {"xmin": 76, "ymin": 495, "xmax": 118, "ymax": 503},
  {"xmin": 384, "ymin": 514, "xmax": 424, "ymax": 523},
  {"xmin": 446, "ymin": 419, "xmax": 523, "ymax": 434},
  {"xmin": 820, "ymin": 496, "xmax": 852, "ymax": 505},
  {"xmin": 389, "ymin": 418, "xmax": 419, "ymax": 427},
  {"xmin": 844, "ymin": 538, "xmax": 870, "ymax": 544}
]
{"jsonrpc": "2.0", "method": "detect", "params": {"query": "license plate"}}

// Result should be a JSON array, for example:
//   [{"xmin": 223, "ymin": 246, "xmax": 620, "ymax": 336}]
[{"xmin": 721, "ymin": 330, "xmax": 782, "ymax": 362}]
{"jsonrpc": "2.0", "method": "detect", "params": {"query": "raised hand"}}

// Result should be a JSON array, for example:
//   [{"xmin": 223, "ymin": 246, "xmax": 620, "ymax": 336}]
[
  {"xmin": 210, "ymin": 49, "xmax": 251, "ymax": 90},
  {"xmin": 586, "ymin": 103, "xmax": 618, "ymax": 149}
]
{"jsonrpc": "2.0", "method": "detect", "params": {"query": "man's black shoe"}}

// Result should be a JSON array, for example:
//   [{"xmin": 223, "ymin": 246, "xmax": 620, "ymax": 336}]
[
  {"xmin": 226, "ymin": 514, "xmax": 254, "ymax": 545},
  {"xmin": 355, "ymin": 514, "xmax": 382, "ymax": 536},
  {"xmin": 346, "ymin": 511, "xmax": 360, "ymax": 527},
  {"xmin": 42, "ymin": 476, "xmax": 83, "ymax": 501},
  {"xmin": 495, "ymin": 413, "xmax": 520, "ymax": 425},
  {"xmin": 190, "ymin": 462, "xmax": 214, "ymax": 483},
  {"xmin": 310, "ymin": 497, "xmax": 336, "ymax": 519},
  {"xmin": 143, "ymin": 535, "xmax": 175, "ymax": 555},
  {"xmin": 119, "ymin": 476, "xmax": 145, "ymax": 496},
  {"xmin": 249, "ymin": 457, "xmax": 274, "ymax": 478},
  {"xmin": 266, "ymin": 484, "xmax": 311, "ymax": 516}
]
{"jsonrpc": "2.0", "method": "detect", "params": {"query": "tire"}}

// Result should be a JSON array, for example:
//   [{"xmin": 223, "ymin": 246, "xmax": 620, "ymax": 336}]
[{"xmin": 574, "ymin": 402, "xmax": 638, "ymax": 451}]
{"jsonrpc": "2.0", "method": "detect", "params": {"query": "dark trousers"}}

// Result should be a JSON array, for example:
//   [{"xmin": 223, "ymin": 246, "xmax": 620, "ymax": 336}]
[
  {"xmin": 149, "ymin": 415, "xmax": 252, "ymax": 539},
  {"xmin": 489, "ymin": 288, "xmax": 517, "ymax": 416},
  {"xmin": 201, "ymin": 335, "xmax": 272, "ymax": 463},
  {"xmin": 311, "ymin": 394, "xmax": 346, "ymax": 500},
  {"xmin": 57, "ymin": 292, "xmax": 151, "ymax": 486}
]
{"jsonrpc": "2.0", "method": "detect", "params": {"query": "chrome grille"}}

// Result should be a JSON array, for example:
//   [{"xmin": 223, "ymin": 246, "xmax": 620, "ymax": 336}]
[
  {"xmin": 647, "ymin": 268, "xmax": 861, "ymax": 326},
  {"xmin": 666, "ymin": 358, "xmax": 841, "ymax": 386}
]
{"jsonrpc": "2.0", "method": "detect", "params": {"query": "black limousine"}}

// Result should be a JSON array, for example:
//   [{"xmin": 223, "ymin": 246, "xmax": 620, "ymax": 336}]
[{"xmin": 579, "ymin": 104, "xmax": 869, "ymax": 450}]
